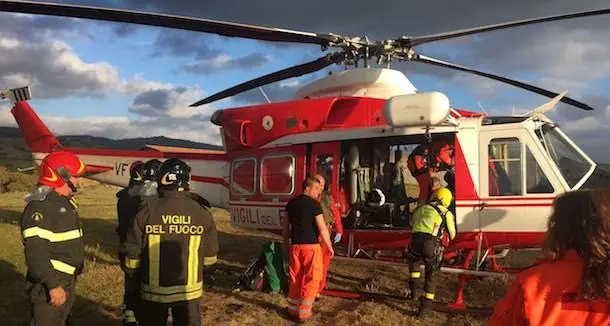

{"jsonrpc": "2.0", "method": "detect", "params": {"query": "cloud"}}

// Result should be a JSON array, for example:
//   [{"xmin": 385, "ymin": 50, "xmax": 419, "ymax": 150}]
[
  {"xmin": 150, "ymin": 29, "xmax": 272, "ymax": 75},
  {"xmin": 181, "ymin": 53, "xmax": 272, "ymax": 75},
  {"xmin": 0, "ymin": 85, "xmax": 222, "ymax": 145},
  {"xmin": 0, "ymin": 11, "xmax": 222, "ymax": 145},
  {"xmin": 0, "ymin": 12, "xmax": 171, "ymax": 99}
]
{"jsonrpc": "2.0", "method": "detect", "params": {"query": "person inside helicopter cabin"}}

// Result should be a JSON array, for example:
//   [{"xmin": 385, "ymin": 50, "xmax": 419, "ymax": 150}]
[
  {"xmin": 408, "ymin": 139, "xmax": 456, "ymax": 202},
  {"xmin": 487, "ymin": 188, "xmax": 610, "ymax": 326}
]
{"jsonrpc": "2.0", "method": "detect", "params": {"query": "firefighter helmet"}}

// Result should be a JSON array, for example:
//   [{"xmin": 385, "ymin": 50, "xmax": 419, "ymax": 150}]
[
  {"xmin": 142, "ymin": 159, "xmax": 162, "ymax": 181},
  {"xmin": 129, "ymin": 161, "xmax": 144, "ymax": 186},
  {"xmin": 129, "ymin": 161, "xmax": 144, "ymax": 183},
  {"xmin": 430, "ymin": 187, "xmax": 453, "ymax": 208},
  {"xmin": 38, "ymin": 151, "xmax": 86, "ymax": 189},
  {"xmin": 157, "ymin": 158, "xmax": 191, "ymax": 190}
]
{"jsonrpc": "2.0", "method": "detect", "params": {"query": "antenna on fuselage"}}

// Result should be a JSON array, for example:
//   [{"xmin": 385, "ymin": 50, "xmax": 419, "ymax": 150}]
[
  {"xmin": 476, "ymin": 101, "xmax": 489, "ymax": 115},
  {"xmin": 258, "ymin": 87, "xmax": 271, "ymax": 103}
]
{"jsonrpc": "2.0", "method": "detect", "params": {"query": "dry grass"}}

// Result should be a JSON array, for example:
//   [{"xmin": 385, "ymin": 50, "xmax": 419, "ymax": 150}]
[{"xmin": 0, "ymin": 184, "xmax": 539, "ymax": 326}]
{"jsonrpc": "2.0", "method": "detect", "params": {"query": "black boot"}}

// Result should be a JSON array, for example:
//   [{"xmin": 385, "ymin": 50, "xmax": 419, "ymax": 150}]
[
  {"xmin": 122, "ymin": 309, "xmax": 138, "ymax": 326},
  {"xmin": 406, "ymin": 279, "xmax": 417, "ymax": 300},
  {"xmin": 416, "ymin": 296, "xmax": 433, "ymax": 319}
]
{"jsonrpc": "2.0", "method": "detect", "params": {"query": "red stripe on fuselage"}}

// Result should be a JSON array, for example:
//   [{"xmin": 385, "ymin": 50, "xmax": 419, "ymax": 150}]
[
  {"xmin": 191, "ymin": 175, "xmax": 229, "ymax": 189},
  {"xmin": 70, "ymin": 147, "xmax": 228, "ymax": 161},
  {"xmin": 457, "ymin": 203, "xmax": 552, "ymax": 208}
]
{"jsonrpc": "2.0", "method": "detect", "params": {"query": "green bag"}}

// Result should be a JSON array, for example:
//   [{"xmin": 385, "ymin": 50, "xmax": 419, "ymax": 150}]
[{"xmin": 262, "ymin": 241, "xmax": 288, "ymax": 294}]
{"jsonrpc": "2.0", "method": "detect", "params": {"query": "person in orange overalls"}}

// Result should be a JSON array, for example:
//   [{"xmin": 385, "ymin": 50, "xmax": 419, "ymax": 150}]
[
  {"xmin": 282, "ymin": 176, "xmax": 335, "ymax": 322},
  {"xmin": 407, "ymin": 140, "xmax": 455, "ymax": 202},
  {"xmin": 487, "ymin": 189, "xmax": 610, "ymax": 326},
  {"xmin": 313, "ymin": 173, "xmax": 343, "ymax": 298}
]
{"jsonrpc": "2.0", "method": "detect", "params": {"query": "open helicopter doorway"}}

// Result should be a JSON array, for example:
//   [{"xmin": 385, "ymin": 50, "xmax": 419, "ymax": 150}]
[{"xmin": 330, "ymin": 133, "xmax": 456, "ymax": 231}]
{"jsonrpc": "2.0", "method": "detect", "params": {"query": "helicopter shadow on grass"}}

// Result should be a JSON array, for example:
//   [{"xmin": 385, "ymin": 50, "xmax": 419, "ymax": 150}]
[{"xmin": 0, "ymin": 258, "xmax": 120, "ymax": 326}]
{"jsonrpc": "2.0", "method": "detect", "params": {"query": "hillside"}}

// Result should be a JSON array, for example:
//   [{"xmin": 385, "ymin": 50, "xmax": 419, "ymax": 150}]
[{"xmin": 0, "ymin": 126, "xmax": 223, "ymax": 169}]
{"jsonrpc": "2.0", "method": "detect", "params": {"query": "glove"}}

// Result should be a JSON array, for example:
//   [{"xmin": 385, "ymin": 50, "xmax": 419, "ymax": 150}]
[{"xmin": 333, "ymin": 233, "xmax": 342, "ymax": 244}]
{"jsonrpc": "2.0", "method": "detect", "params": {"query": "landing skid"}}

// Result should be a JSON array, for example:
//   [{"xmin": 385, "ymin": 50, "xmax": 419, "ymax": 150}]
[{"xmin": 332, "ymin": 232, "xmax": 536, "ymax": 315}]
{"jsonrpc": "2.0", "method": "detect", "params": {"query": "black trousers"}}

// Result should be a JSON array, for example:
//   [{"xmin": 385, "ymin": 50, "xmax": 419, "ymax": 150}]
[
  {"xmin": 406, "ymin": 232, "xmax": 442, "ymax": 296},
  {"xmin": 26, "ymin": 277, "xmax": 76, "ymax": 326},
  {"xmin": 137, "ymin": 298, "xmax": 201, "ymax": 326},
  {"xmin": 119, "ymin": 253, "xmax": 140, "ymax": 311}
]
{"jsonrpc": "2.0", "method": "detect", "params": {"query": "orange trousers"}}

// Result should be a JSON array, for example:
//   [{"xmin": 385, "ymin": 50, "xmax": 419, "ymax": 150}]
[
  {"xmin": 287, "ymin": 244, "xmax": 323, "ymax": 320},
  {"xmin": 319, "ymin": 231, "xmax": 332, "ymax": 293}
]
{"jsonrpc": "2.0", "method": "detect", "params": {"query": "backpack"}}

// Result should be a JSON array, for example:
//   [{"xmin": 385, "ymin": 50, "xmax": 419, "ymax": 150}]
[{"xmin": 234, "ymin": 241, "xmax": 288, "ymax": 294}]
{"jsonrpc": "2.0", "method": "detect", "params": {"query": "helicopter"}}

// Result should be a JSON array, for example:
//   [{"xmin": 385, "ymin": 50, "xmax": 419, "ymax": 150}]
[{"xmin": 4, "ymin": 0, "xmax": 610, "ymax": 313}]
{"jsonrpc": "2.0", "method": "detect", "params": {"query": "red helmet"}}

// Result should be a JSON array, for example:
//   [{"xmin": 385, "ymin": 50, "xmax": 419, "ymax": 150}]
[{"xmin": 38, "ymin": 151, "xmax": 86, "ymax": 189}]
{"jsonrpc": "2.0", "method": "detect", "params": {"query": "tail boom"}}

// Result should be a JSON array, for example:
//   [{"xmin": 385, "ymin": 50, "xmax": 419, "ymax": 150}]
[{"xmin": 11, "ymin": 100, "xmax": 230, "ymax": 209}]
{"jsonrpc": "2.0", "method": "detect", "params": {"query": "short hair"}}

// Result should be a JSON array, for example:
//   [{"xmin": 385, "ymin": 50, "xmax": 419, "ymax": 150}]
[
  {"xmin": 302, "ymin": 176, "xmax": 320, "ymax": 191},
  {"xmin": 313, "ymin": 173, "xmax": 325, "ymax": 182}
]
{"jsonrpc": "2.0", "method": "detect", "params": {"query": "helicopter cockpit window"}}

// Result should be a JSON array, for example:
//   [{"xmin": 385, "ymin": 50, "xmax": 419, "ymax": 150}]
[
  {"xmin": 537, "ymin": 124, "xmax": 593, "ymax": 189},
  {"xmin": 526, "ymin": 146, "xmax": 554, "ymax": 194},
  {"xmin": 489, "ymin": 138, "xmax": 522, "ymax": 196}
]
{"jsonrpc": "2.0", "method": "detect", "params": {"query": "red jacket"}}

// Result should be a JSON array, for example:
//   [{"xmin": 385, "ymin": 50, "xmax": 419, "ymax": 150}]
[{"xmin": 487, "ymin": 250, "xmax": 610, "ymax": 326}]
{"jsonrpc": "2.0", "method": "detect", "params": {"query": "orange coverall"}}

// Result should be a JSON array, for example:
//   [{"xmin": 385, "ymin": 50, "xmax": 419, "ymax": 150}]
[
  {"xmin": 288, "ymin": 244, "xmax": 323, "ymax": 320},
  {"xmin": 318, "ymin": 193, "xmax": 343, "ymax": 294},
  {"xmin": 487, "ymin": 250, "xmax": 610, "ymax": 326}
]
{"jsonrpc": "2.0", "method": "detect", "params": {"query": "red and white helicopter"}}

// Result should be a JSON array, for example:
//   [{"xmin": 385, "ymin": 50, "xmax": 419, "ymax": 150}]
[{"xmin": 3, "ymin": 0, "xmax": 610, "ymax": 312}]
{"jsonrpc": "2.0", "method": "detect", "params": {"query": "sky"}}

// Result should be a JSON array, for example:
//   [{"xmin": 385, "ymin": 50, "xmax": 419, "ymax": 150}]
[{"xmin": 0, "ymin": 0, "xmax": 610, "ymax": 161}]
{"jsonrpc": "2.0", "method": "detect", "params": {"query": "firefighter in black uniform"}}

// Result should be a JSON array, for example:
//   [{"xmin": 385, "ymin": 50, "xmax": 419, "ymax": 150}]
[
  {"xmin": 121, "ymin": 158, "xmax": 219, "ymax": 326},
  {"xmin": 405, "ymin": 183, "xmax": 457, "ymax": 318},
  {"xmin": 20, "ymin": 151, "xmax": 87, "ymax": 325},
  {"xmin": 115, "ymin": 160, "xmax": 145, "ymax": 326},
  {"xmin": 139, "ymin": 159, "xmax": 162, "ymax": 202}
]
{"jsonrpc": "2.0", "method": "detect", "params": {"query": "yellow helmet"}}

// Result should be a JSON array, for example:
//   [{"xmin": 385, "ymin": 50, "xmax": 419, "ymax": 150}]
[{"xmin": 431, "ymin": 187, "xmax": 453, "ymax": 208}]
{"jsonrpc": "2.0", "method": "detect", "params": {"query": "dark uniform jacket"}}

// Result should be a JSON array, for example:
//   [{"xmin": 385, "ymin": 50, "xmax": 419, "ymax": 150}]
[
  {"xmin": 116, "ymin": 187, "xmax": 142, "ymax": 244},
  {"xmin": 20, "ymin": 190, "xmax": 84, "ymax": 290},
  {"xmin": 121, "ymin": 190, "xmax": 219, "ymax": 303}
]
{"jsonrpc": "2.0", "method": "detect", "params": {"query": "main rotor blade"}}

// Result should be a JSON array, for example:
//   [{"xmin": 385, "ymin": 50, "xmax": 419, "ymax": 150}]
[
  {"xmin": 189, "ymin": 52, "xmax": 345, "ymax": 107},
  {"xmin": 0, "ymin": 0, "xmax": 334, "ymax": 45},
  {"xmin": 412, "ymin": 54, "xmax": 594, "ymax": 111},
  {"xmin": 407, "ymin": 7, "xmax": 610, "ymax": 46}
]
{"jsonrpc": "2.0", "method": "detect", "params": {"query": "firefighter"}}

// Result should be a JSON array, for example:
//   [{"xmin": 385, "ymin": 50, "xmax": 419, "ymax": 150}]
[
  {"xmin": 139, "ymin": 159, "xmax": 162, "ymax": 200},
  {"xmin": 20, "ymin": 151, "xmax": 87, "ymax": 325},
  {"xmin": 282, "ymin": 176, "xmax": 334, "ymax": 322},
  {"xmin": 313, "ymin": 173, "xmax": 343, "ymax": 298},
  {"xmin": 121, "ymin": 158, "xmax": 219, "ymax": 326},
  {"xmin": 405, "ymin": 180, "xmax": 456, "ymax": 318},
  {"xmin": 115, "ymin": 160, "xmax": 145, "ymax": 326}
]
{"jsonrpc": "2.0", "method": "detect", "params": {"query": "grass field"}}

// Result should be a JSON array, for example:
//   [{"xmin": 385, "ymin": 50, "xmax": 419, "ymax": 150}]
[{"xmin": 0, "ymin": 183, "xmax": 531, "ymax": 326}]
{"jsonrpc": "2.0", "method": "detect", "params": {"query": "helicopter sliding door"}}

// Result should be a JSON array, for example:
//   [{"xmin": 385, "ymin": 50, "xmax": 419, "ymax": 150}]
[{"xmin": 478, "ymin": 127, "xmax": 562, "ymax": 248}]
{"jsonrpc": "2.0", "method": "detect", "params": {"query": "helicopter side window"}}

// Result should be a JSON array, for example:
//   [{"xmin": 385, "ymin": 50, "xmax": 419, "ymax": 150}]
[
  {"xmin": 489, "ymin": 138, "xmax": 522, "ymax": 196},
  {"xmin": 526, "ymin": 146, "xmax": 554, "ymax": 194},
  {"xmin": 260, "ymin": 154, "xmax": 296, "ymax": 196},
  {"xmin": 230, "ymin": 157, "xmax": 256, "ymax": 197}
]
